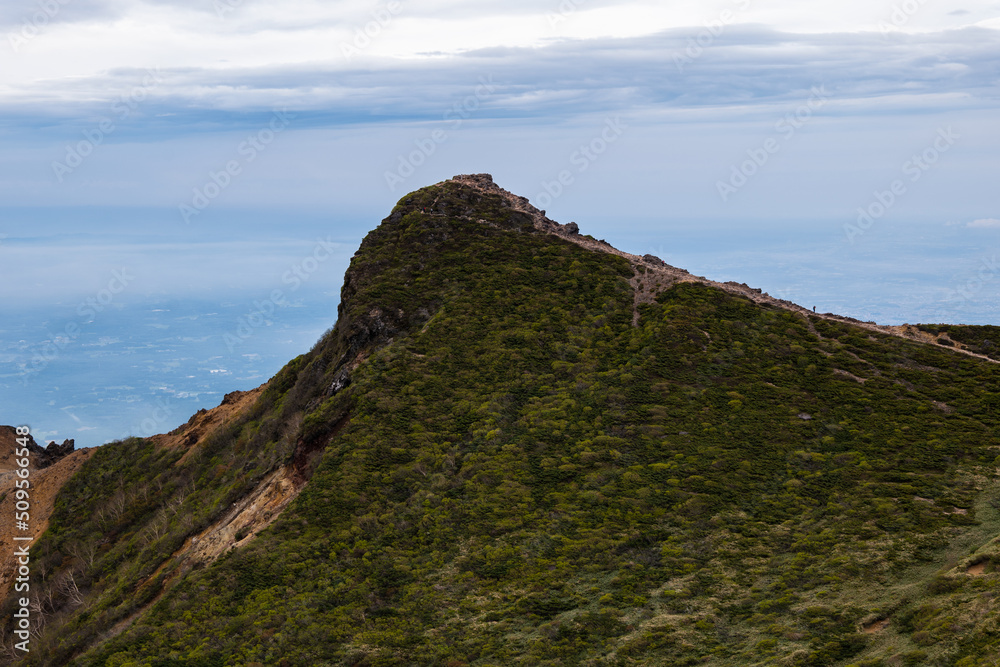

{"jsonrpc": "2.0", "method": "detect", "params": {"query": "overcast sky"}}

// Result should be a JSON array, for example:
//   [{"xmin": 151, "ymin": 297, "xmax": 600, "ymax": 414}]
[{"xmin": 1, "ymin": 0, "xmax": 997, "ymax": 226}]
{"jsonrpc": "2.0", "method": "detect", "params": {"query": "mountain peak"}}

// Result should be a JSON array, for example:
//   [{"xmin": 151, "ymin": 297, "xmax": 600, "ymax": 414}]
[
  {"xmin": 444, "ymin": 172, "xmax": 582, "ymax": 238},
  {"xmin": 8, "ymin": 174, "xmax": 1000, "ymax": 666},
  {"xmin": 426, "ymin": 175, "xmax": 997, "ymax": 362}
]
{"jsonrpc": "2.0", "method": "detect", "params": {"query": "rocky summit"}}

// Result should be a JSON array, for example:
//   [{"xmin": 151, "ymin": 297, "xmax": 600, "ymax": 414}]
[{"xmin": 2, "ymin": 175, "xmax": 1000, "ymax": 666}]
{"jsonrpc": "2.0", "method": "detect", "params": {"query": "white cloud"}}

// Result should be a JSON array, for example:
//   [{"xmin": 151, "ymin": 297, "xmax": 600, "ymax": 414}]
[
  {"xmin": 968, "ymin": 218, "xmax": 1000, "ymax": 228},
  {"xmin": 3, "ymin": 25, "xmax": 999, "ymax": 126},
  {"xmin": 3, "ymin": 0, "xmax": 999, "ymax": 102}
]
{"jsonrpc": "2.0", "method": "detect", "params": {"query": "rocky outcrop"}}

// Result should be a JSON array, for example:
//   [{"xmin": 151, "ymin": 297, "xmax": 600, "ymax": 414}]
[
  {"xmin": 642, "ymin": 254, "xmax": 667, "ymax": 267},
  {"xmin": 328, "ymin": 366, "xmax": 352, "ymax": 395},
  {"xmin": 151, "ymin": 385, "xmax": 266, "ymax": 463},
  {"xmin": 0, "ymin": 426, "xmax": 75, "ymax": 469},
  {"xmin": 35, "ymin": 438, "xmax": 75, "ymax": 468}
]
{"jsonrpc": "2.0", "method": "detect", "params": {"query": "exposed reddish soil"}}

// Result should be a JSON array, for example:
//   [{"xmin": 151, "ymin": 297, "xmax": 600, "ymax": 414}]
[
  {"xmin": 0, "ymin": 385, "xmax": 267, "ymax": 601},
  {"xmin": 862, "ymin": 618, "xmax": 891, "ymax": 634},
  {"xmin": 148, "ymin": 384, "xmax": 266, "ymax": 464},
  {"xmin": 0, "ymin": 428, "xmax": 96, "ymax": 599},
  {"xmin": 967, "ymin": 561, "xmax": 988, "ymax": 576}
]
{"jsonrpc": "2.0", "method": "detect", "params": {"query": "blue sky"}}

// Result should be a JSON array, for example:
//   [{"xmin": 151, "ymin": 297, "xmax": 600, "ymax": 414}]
[{"xmin": 1, "ymin": 0, "xmax": 999, "ymax": 445}]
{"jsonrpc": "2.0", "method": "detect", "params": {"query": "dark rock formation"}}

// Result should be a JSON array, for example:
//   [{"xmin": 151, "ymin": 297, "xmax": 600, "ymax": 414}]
[
  {"xmin": 34, "ymin": 438, "xmax": 75, "ymax": 469},
  {"xmin": 221, "ymin": 391, "xmax": 246, "ymax": 406},
  {"xmin": 328, "ymin": 367, "xmax": 351, "ymax": 395},
  {"xmin": 642, "ymin": 254, "xmax": 666, "ymax": 267},
  {"xmin": 2, "ymin": 425, "xmax": 76, "ymax": 468}
]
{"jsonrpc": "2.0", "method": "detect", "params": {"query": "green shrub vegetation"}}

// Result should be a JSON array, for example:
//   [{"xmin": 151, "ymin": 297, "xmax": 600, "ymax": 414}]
[
  {"xmin": 4, "ymin": 180, "xmax": 1000, "ymax": 665},
  {"xmin": 917, "ymin": 324, "xmax": 1000, "ymax": 361}
]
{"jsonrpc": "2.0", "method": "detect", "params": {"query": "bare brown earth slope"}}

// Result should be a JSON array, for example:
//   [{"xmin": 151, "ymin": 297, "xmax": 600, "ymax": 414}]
[
  {"xmin": 0, "ymin": 428, "xmax": 94, "ymax": 600},
  {"xmin": 0, "ymin": 385, "xmax": 278, "ymax": 603}
]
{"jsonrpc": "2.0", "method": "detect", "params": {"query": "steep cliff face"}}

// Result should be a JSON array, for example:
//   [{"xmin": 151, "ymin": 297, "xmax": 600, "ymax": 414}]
[{"xmin": 3, "ymin": 176, "xmax": 1000, "ymax": 666}]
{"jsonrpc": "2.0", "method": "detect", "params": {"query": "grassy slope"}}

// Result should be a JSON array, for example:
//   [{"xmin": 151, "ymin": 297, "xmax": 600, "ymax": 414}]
[
  {"xmin": 6, "ymin": 181, "xmax": 1000, "ymax": 666},
  {"xmin": 916, "ymin": 324, "xmax": 1000, "ymax": 362}
]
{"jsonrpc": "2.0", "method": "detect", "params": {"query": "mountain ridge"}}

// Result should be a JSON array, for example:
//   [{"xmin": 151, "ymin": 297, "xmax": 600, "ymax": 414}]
[
  {"xmin": 2, "ymin": 174, "xmax": 999, "ymax": 665},
  {"xmin": 444, "ymin": 174, "xmax": 999, "ymax": 364}
]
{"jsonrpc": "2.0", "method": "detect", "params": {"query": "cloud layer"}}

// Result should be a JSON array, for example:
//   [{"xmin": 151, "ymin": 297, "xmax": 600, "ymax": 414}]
[{"xmin": 4, "ymin": 25, "xmax": 1000, "ymax": 131}]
